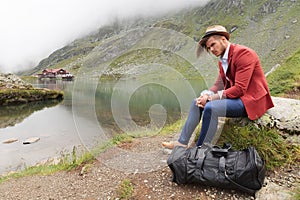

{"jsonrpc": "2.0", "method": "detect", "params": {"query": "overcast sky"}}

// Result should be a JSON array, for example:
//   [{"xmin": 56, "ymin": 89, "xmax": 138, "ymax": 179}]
[{"xmin": 0, "ymin": 0, "xmax": 209, "ymax": 73}]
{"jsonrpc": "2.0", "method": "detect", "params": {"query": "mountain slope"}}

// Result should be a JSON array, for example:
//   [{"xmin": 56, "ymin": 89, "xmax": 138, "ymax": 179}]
[{"xmin": 21, "ymin": 0, "xmax": 300, "ymax": 81}]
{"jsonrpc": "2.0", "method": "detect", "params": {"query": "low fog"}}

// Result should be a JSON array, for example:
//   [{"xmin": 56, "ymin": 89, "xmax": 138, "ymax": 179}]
[{"xmin": 0, "ymin": 0, "xmax": 209, "ymax": 73}]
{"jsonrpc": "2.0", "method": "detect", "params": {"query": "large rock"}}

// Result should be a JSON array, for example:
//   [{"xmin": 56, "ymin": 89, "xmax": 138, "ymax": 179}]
[
  {"xmin": 258, "ymin": 97, "xmax": 300, "ymax": 133},
  {"xmin": 255, "ymin": 180, "xmax": 293, "ymax": 200}
]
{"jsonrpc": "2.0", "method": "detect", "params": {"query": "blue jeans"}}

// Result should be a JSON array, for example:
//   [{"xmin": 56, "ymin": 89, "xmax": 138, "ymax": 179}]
[{"xmin": 178, "ymin": 98, "xmax": 247, "ymax": 146}]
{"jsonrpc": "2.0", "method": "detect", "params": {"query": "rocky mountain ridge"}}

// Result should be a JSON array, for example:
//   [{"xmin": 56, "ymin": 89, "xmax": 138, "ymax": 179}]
[{"xmin": 19, "ymin": 0, "xmax": 299, "ymax": 79}]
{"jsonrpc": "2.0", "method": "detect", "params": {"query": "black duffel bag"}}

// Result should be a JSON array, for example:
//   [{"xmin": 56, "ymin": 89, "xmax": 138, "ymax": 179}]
[{"xmin": 167, "ymin": 143, "xmax": 265, "ymax": 194}]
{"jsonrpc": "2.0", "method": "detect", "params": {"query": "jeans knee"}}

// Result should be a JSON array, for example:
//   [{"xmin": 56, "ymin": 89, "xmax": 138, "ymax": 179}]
[
  {"xmin": 190, "ymin": 99, "xmax": 199, "ymax": 109},
  {"xmin": 204, "ymin": 101, "xmax": 225, "ymax": 117},
  {"xmin": 204, "ymin": 102, "xmax": 212, "ymax": 112}
]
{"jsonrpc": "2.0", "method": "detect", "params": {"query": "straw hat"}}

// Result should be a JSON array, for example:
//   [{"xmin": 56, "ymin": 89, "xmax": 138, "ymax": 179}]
[{"xmin": 198, "ymin": 25, "xmax": 230, "ymax": 46}]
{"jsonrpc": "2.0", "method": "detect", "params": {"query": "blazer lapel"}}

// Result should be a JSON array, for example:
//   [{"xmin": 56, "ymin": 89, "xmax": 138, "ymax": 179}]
[{"xmin": 218, "ymin": 61, "xmax": 230, "ymax": 89}]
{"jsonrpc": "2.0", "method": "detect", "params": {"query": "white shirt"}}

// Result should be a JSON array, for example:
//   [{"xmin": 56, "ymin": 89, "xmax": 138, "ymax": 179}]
[{"xmin": 220, "ymin": 43, "xmax": 230, "ymax": 79}]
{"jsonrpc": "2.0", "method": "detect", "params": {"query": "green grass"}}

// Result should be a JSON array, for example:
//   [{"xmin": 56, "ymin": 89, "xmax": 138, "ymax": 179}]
[
  {"xmin": 115, "ymin": 179, "xmax": 134, "ymax": 199},
  {"xmin": 216, "ymin": 120, "xmax": 300, "ymax": 170},
  {"xmin": 294, "ymin": 186, "xmax": 300, "ymax": 200},
  {"xmin": 108, "ymin": 48, "xmax": 203, "ymax": 80},
  {"xmin": 46, "ymin": 55, "xmax": 82, "ymax": 74},
  {"xmin": 0, "ymin": 147, "xmax": 95, "ymax": 184},
  {"xmin": 267, "ymin": 48, "xmax": 300, "ymax": 97},
  {"xmin": 159, "ymin": 119, "xmax": 183, "ymax": 135}
]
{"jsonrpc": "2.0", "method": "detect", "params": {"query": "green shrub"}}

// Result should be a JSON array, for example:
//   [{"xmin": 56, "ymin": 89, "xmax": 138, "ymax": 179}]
[
  {"xmin": 116, "ymin": 179, "xmax": 134, "ymax": 199},
  {"xmin": 216, "ymin": 121, "xmax": 300, "ymax": 170}
]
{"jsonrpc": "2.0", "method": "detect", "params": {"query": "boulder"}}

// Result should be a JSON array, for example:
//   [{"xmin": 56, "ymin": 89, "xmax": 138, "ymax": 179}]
[
  {"xmin": 257, "ymin": 97, "xmax": 300, "ymax": 133},
  {"xmin": 255, "ymin": 180, "xmax": 292, "ymax": 200}
]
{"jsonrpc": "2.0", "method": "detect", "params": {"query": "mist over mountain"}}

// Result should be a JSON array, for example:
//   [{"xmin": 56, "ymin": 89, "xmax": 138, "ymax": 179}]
[
  {"xmin": 0, "ymin": 0, "xmax": 209, "ymax": 73},
  {"xmin": 20, "ymin": 0, "xmax": 299, "ymax": 77}
]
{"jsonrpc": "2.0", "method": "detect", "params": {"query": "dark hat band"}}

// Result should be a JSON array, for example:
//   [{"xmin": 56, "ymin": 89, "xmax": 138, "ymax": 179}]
[
  {"xmin": 203, "ymin": 30, "xmax": 218, "ymax": 37},
  {"xmin": 202, "ymin": 31, "xmax": 229, "ymax": 40}
]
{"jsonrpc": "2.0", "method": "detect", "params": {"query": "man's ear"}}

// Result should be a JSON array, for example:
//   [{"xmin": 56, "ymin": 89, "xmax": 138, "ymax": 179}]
[{"xmin": 221, "ymin": 36, "xmax": 228, "ymax": 42}]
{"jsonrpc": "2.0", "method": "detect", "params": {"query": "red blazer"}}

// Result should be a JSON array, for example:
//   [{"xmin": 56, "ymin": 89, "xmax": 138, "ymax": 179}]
[{"xmin": 209, "ymin": 44, "xmax": 274, "ymax": 120}]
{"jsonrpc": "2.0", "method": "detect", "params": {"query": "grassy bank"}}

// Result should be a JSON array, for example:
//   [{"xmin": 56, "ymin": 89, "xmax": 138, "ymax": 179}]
[
  {"xmin": 267, "ymin": 48, "xmax": 300, "ymax": 97},
  {"xmin": 0, "ymin": 89, "xmax": 63, "ymax": 106},
  {"xmin": 0, "ymin": 146, "xmax": 94, "ymax": 184}
]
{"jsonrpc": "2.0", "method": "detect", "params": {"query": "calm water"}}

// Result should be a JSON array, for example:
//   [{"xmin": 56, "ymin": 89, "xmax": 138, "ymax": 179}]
[{"xmin": 0, "ymin": 78, "xmax": 205, "ymax": 174}]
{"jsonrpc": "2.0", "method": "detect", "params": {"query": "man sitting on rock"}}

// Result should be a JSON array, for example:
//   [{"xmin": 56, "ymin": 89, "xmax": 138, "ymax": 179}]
[{"xmin": 163, "ymin": 25, "xmax": 274, "ymax": 149}]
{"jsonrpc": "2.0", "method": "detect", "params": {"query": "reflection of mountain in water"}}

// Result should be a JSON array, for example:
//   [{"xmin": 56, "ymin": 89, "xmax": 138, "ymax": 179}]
[{"xmin": 0, "ymin": 100, "xmax": 62, "ymax": 129}]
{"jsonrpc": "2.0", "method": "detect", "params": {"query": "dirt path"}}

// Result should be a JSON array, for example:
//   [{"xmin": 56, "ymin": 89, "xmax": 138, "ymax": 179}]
[{"xmin": 0, "ymin": 134, "xmax": 298, "ymax": 200}]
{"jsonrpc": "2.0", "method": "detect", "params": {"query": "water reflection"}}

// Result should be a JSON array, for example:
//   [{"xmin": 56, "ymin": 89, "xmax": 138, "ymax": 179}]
[
  {"xmin": 74, "ymin": 79, "xmax": 206, "ymax": 136},
  {"xmin": 95, "ymin": 82, "xmax": 183, "ymax": 133},
  {"xmin": 0, "ymin": 100, "xmax": 62, "ymax": 129},
  {"xmin": 34, "ymin": 78, "xmax": 72, "ymax": 91}
]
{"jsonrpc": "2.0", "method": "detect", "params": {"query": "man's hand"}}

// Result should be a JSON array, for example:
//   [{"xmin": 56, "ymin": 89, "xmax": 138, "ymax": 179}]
[{"xmin": 195, "ymin": 94, "xmax": 209, "ymax": 108}]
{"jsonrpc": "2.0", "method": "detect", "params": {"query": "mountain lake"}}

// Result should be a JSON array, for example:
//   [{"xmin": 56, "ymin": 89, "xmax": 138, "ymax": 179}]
[{"xmin": 0, "ymin": 78, "xmax": 205, "ymax": 174}]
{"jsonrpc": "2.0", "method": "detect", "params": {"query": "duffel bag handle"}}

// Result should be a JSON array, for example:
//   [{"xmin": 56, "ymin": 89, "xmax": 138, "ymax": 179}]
[
  {"xmin": 211, "ymin": 143, "xmax": 232, "ymax": 157},
  {"xmin": 196, "ymin": 143, "xmax": 232, "ymax": 168}
]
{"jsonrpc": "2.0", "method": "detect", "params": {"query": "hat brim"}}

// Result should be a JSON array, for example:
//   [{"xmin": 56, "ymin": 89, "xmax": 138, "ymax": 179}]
[{"xmin": 199, "ymin": 31, "xmax": 230, "ymax": 46}]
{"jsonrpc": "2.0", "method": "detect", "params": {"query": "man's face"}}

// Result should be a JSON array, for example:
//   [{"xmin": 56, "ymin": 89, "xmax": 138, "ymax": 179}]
[{"xmin": 205, "ymin": 35, "xmax": 227, "ymax": 57}]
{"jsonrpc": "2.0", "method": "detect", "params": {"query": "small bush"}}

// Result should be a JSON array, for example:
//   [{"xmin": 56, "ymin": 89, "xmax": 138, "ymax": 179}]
[{"xmin": 116, "ymin": 179, "xmax": 134, "ymax": 199}]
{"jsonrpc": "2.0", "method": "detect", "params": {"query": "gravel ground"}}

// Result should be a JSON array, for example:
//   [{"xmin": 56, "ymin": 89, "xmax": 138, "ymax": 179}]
[{"xmin": 0, "ymin": 134, "xmax": 299, "ymax": 200}]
